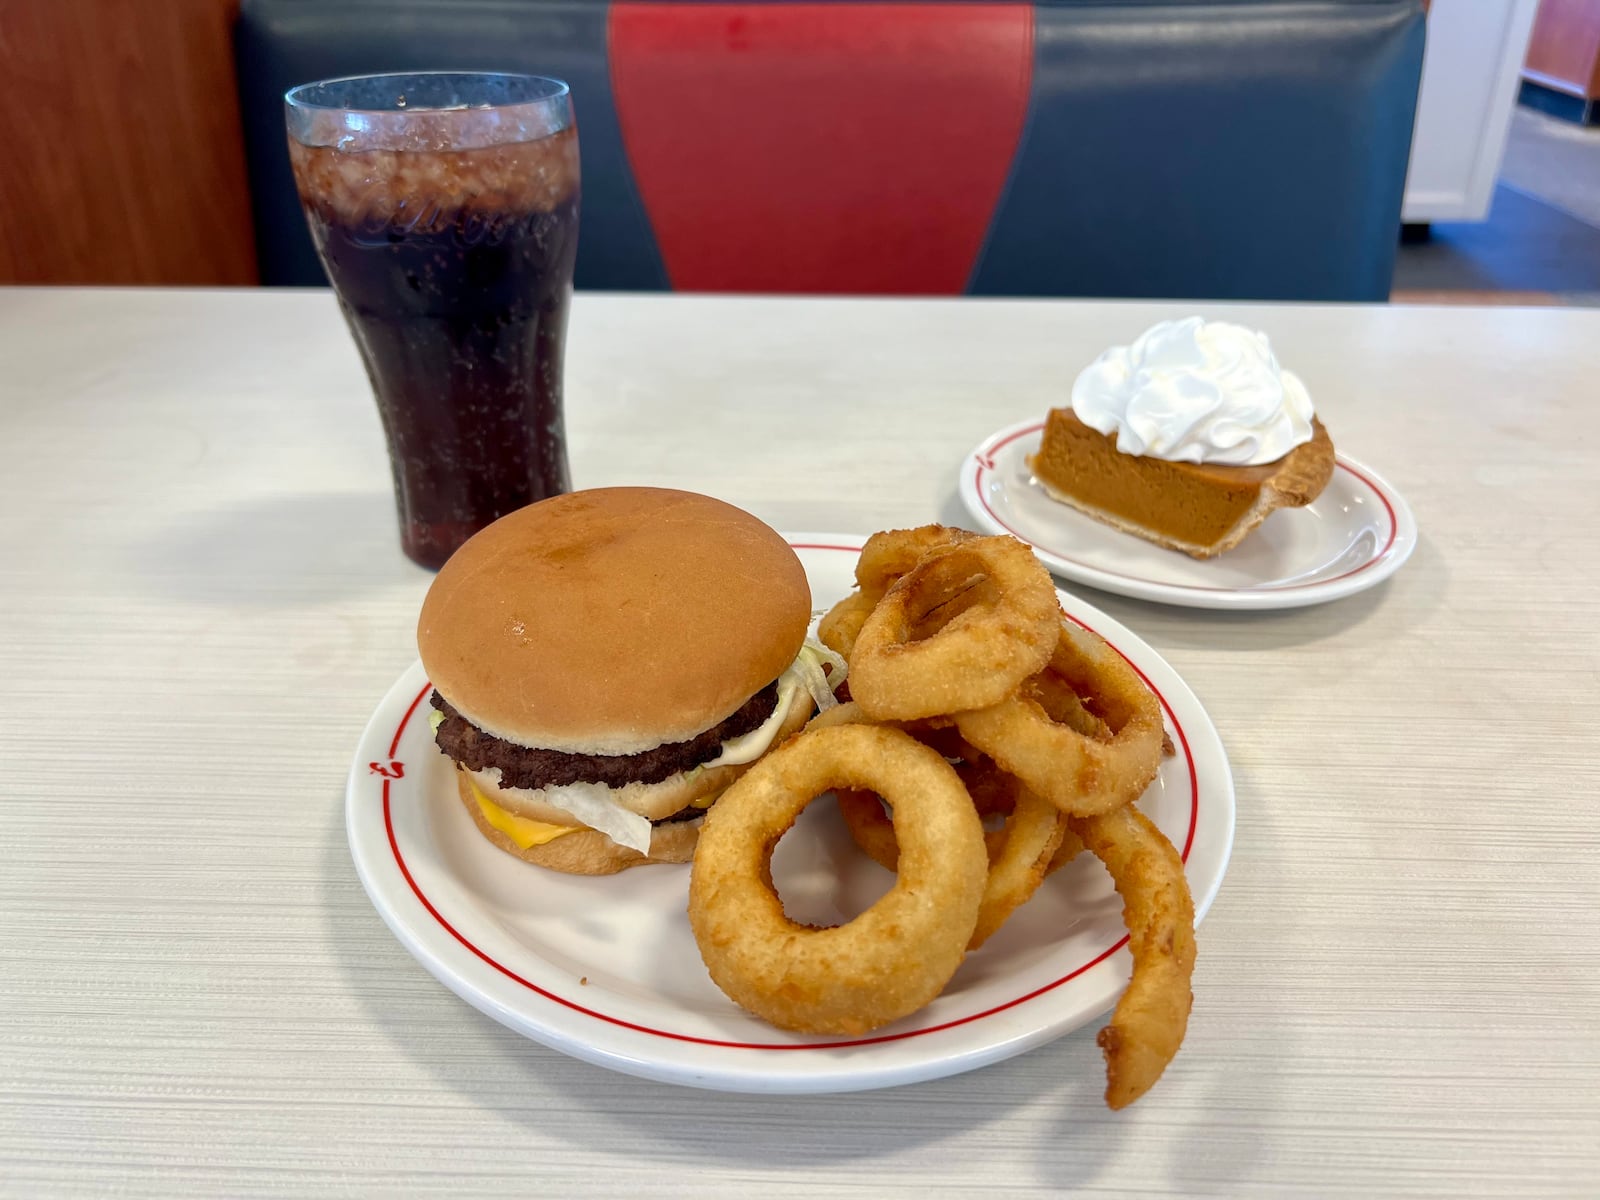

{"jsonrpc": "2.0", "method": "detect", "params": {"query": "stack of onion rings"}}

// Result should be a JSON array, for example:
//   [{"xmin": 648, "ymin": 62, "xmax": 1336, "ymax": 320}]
[
  {"xmin": 688, "ymin": 525, "xmax": 1195, "ymax": 1108},
  {"xmin": 955, "ymin": 620, "xmax": 1164, "ymax": 817}
]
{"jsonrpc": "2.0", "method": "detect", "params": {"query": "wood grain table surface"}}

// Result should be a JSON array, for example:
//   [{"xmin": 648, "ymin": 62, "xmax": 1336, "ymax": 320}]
[{"xmin": 1, "ymin": 289, "xmax": 1596, "ymax": 1197}]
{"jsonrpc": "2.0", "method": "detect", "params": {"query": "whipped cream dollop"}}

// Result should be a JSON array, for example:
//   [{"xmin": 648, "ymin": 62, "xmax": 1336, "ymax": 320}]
[{"xmin": 1070, "ymin": 317, "xmax": 1315, "ymax": 465}]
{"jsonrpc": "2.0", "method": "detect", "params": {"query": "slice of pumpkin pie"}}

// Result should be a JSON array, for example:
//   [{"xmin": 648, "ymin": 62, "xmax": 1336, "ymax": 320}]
[{"xmin": 1029, "ymin": 317, "xmax": 1335, "ymax": 559}]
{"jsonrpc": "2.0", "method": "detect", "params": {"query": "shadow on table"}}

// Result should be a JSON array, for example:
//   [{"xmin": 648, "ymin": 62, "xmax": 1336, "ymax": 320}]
[
  {"xmin": 131, "ymin": 490, "xmax": 426, "ymax": 605},
  {"xmin": 1095, "ymin": 528, "xmax": 1447, "ymax": 656},
  {"xmin": 1015, "ymin": 751, "xmax": 1299, "ymax": 1192},
  {"xmin": 935, "ymin": 493, "xmax": 1448, "ymax": 652}
]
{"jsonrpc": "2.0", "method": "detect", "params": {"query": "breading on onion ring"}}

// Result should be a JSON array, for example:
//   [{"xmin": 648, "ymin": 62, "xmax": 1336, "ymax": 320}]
[
  {"xmin": 968, "ymin": 784, "xmax": 1067, "ymax": 950},
  {"xmin": 850, "ymin": 537, "xmax": 1059, "ymax": 721},
  {"xmin": 803, "ymin": 698, "xmax": 878, "ymax": 733},
  {"xmin": 817, "ymin": 590, "xmax": 877, "ymax": 661},
  {"xmin": 834, "ymin": 788, "xmax": 909, "ymax": 872},
  {"xmin": 956, "ymin": 620, "xmax": 1164, "ymax": 817},
  {"xmin": 839, "ymin": 759, "xmax": 1084, "ymax": 878},
  {"xmin": 688, "ymin": 724, "xmax": 987, "ymax": 1035},
  {"xmin": 1070, "ymin": 805, "xmax": 1196, "ymax": 1110},
  {"xmin": 854, "ymin": 525, "xmax": 979, "ymax": 596},
  {"xmin": 835, "ymin": 754, "xmax": 1071, "ymax": 951},
  {"xmin": 835, "ymin": 767, "xmax": 1014, "ymax": 874},
  {"xmin": 1048, "ymin": 826, "xmax": 1086, "ymax": 873}
]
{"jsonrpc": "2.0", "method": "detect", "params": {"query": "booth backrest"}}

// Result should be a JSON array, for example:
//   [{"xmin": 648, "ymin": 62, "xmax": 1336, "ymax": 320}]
[{"xmin": 236, "ymin": 0, "xmax": 1425, "ymax": 300}]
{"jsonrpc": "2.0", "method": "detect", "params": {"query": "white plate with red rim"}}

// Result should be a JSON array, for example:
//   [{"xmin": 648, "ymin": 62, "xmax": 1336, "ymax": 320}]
[
  {"xmin": 958, "ymin": 419, "xmax": 1417, "ymax": 610},
  {"xmin": 346, "ymin": 536, "xmax": 1235, "ymax": 1094}
]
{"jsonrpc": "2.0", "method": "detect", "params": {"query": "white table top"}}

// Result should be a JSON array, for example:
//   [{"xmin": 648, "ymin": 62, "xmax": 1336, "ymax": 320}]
[{"xmin": 2, "ymin": 288, "xmax": 1598, "ymax": 1197}]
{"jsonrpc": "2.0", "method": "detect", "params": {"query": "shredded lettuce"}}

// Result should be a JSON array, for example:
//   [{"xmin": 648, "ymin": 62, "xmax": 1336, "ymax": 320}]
[
  {"xmin": 793, "ymin": 639, "xmax": 847, "ymax": 714},
  {"xmin": 527, "ymin": 779, "xmax": 654, "ymax": 855}
]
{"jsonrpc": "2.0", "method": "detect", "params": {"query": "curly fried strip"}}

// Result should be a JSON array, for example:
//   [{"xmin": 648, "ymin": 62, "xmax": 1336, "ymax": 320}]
[{"xmin": 1071, "ymin": 805, "xmax": 1196, "ymax": 1110}]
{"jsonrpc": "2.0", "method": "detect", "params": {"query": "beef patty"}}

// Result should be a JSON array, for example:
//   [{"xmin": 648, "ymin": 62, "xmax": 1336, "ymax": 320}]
[{"xmin": 431, "ymin": 681, "xmax": 781, "ymax": 792}]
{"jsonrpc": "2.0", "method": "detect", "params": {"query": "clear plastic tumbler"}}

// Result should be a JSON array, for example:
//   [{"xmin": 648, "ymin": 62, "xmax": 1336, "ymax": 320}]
[{"xmin": 286, "ymin": 72, "xmax": 579, "ymax": 569}]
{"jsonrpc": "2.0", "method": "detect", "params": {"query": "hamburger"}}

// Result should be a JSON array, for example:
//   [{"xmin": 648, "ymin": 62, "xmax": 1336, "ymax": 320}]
[{"xmin": 417, "ymin": 487, "xmax": 839, "ymax": 875}]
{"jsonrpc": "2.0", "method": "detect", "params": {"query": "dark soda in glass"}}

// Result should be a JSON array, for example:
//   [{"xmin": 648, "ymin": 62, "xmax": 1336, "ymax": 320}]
[{"xmin": 286, "ymin": 74, "xmax": 579, "ymax": 569}]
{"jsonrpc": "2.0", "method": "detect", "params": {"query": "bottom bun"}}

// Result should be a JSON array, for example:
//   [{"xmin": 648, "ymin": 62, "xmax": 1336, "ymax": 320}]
[{"xmin": 456, "ymin": 772, "xmax": 702, "ymax": 875}]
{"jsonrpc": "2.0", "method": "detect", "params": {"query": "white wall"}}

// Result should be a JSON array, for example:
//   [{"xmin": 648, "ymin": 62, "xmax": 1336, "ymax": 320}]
[{"xmin": 1403, "ymin": 0, "xmax": 1540, "ymax": 223}]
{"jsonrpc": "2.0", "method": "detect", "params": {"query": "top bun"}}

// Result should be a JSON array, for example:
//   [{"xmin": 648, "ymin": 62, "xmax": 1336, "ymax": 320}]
[{"xmin": 418, "ymin": 488, "xmax": 811, "ymax": 755}]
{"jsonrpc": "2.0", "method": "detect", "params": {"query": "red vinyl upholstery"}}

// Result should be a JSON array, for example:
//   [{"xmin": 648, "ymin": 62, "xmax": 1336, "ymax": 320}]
[{"xmin": 609, "ymin": 3, "xmax": 1032, "ymax": 293}]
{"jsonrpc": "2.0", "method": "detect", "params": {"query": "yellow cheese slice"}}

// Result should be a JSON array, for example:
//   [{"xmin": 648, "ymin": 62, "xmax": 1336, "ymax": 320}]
[{"xmin": 468, "ymin": 780, "xmax": 580, "ymax": 849}]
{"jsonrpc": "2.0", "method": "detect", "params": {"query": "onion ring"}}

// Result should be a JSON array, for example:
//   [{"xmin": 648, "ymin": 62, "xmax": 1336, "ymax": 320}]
[
  {"xmin": 1071, "ymin": 805, "xmax": 1196, "ymax": 1110},
  {"xmin": 836, "ymin": 755, "xmax": 1069, "ymax": 951},
  {"xmin": 968, "ymin": 784, "xmax": 1066, "ymax": 950},
  {"xmin": 802, "ymin": 699, "xmax": 876, "ymax": 733},
  {"xmin": 961, "ymin": 755, "xmax": 1083, "ymax": 878},
  {"xmin": 802, "ymin": 701, "xmax": 959, "ymax": 747},
  {"xmin": 851, "ymin": 537, "xmax": 1059, "ymax": 721},
  {"xmin": 854, "ymin": 525, "xmax": 979, "ymax": 596},
  {"xmin": 955, "ymin": 620, "xmax": 1163, "ymax": 817},
  {"xmin": 825, "ymin": 526, "xmax": 981, "ymax": 666},
  {"xmin": 688, "ymin": 724, "xmax": 987, "ymax": 1035},
  {"xmin": 817, "ymin": 590, "xmax": 876, "ymax": 661},
  {"xmin": 836, "ymin": 777, "xmax": 1013, "ymax": 873},
  {"xmin": 834, "ymin": 789, "xmax": 908, "ymax": 872},
  {"xmin": 1048, "ymin": 826, "xmax": 1086, "ymax": 873}
]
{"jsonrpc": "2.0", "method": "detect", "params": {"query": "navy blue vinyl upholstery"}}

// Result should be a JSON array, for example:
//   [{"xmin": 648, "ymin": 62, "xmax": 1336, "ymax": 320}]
[
  {"xmin": 972, "ymin": 2, "xmax": 1425, "ymax": 300},
  {"xmin": 236, "ymin": 0, "xmax": 1424, "ymax": 300},
  {"xmin": 236, "ymin": 0, "xmax": 668, "ymax": 291}
]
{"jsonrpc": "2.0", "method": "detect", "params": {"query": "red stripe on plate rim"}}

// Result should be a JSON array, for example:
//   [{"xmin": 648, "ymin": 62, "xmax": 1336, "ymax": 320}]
[
  {"xmin": 383, "ymin": 542, "xmax": 1200, "ymax": 1050},
  {"xmin": 976, "ymin": 421, "xmax": 1399, "ymax": 592}
]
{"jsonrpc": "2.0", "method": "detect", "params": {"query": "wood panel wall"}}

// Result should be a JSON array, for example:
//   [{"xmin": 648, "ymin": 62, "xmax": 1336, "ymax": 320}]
[
  {"xmin": 0, "ymin": 0, "xmax": 258, "ymax": 284},
  {"xmin": 1524, "ymin": 0, "xmax": 1600, "ymax": 98}
]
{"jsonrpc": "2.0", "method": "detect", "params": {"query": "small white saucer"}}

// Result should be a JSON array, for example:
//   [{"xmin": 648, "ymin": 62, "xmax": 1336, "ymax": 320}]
[{"xmin": 959, "ymin": 420, "xmax": 1417, "ymax": 610}]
